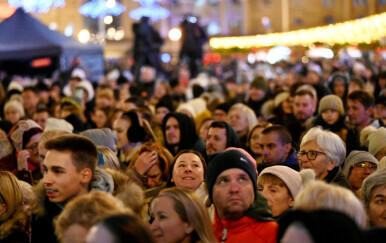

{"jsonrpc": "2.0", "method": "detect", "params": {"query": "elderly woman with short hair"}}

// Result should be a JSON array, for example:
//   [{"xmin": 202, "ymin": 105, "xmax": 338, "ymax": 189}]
[
  {"xmin": 297, "ymin": 126, "xmax": 350, "ymax": 188},
  {"xmin": 361, "ymin": 168, "xmax": 386, "ymax": 227}
]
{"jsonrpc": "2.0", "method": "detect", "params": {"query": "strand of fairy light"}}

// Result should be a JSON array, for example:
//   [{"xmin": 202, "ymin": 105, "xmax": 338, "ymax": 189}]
[{"xmin": 210, "ymin": 12, "xmax": 386, "ymax": 49}]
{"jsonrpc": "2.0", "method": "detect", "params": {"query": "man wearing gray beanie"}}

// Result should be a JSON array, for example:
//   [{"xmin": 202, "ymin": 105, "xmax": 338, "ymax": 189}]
[
  {"xmin": 207, "ymin": 149, "xmax": 278, "ymax": 243},
  {"xmin": 343, "ymin": 150, "xmax": 379, "ymax": 193}
]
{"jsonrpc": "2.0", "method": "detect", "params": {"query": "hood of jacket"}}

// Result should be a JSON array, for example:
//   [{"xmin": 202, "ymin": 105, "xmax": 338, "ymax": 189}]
[{"xmin": 224, "ymin": 122, "xmax": 240, "ymax": 148}]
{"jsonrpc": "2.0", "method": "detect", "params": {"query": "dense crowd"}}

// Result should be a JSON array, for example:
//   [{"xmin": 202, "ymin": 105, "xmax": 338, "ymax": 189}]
[{"xmin": 0, "ymin": 55, "xmax": 385, "ymax": 243}]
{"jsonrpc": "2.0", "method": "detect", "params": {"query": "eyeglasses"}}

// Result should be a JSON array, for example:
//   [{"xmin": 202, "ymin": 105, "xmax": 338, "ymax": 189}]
[
  {"xmin": 352, "ymin": 162, "xmax": 377, "ymax": 172},
  {"xmin": 296, "ymin": 150, "xmax": 326, "ymax": 161}
]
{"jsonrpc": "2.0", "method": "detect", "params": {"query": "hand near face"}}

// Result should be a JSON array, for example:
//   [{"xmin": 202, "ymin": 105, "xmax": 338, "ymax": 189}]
[
  {"xmin": 17, "ymin": 150, "xmax": 30, "ymax": 170},
  {"xmin": 134, "ymin": 151, "xmax": 158, "ymax": 175}
]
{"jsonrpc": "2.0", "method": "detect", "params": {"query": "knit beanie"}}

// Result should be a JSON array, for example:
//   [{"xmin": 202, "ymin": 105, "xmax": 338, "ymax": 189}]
[
  {"xmin": 44, "ymin": 118, "xmax": 74, "ymax": 133},
  {"xmin": 367, "ymin": 127, "xmax": 386, "ymax": 157},
  {"xmin": 250, "ymin": 76, "xmax": 268, "ymax": 91},
  {"xmin": 343, "ymin": 150, "xmax": 379, "ymax": 178},
  {"xmin": 259, "ymin": 166, "xmax": 302, "ymax": 199},
  {"xmin": 206, "ymin": 150, "xmax": 257, "ymax": 202},
  {"xmin": 155, "ymin": 95, "xmax": 174, "ymax": 113},
  {"xmin": 9, "ymin": 120, "xmax": 42, "ymax": 151},
  {"xmin": 80, "ymin": 128, "xmax": 118, "ymax": 152},
  {"xmin": 4, "ymin": 100, "xmax": 25, "ymax": 118},
  {"xmin": 318, "ymin": 94, "xmax": 344, "ymax": 116}
]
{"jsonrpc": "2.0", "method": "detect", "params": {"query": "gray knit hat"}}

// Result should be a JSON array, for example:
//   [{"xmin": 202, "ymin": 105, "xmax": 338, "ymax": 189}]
[
  {"xmin": 343, "ymin": 150, "xmax": 379, "ymax": 178},
  {"xmin": 318, "ymin": 94, "xmax": 344, "ymax": 116},
  {"xmin": 367, "ymin": 127, "xmax": 386, "ymax": 157},
  {"xmin": 80, "ymin": 128, "xmax": 117, "ymax": 152}
]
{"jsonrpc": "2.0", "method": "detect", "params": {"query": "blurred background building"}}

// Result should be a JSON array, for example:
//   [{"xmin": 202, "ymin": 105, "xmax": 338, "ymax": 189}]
[{"xmin": 0, "ymin": 0, "xmax": 385, "ymax": 60}]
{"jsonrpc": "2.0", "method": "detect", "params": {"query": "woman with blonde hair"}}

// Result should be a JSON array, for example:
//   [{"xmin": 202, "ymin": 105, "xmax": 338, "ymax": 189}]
[
  {"xmin": 150, "ymin": 188, "xmax": 216, "ymax": 243},
  {"xmin": 227, "ymin": 103, "xmax": 258, "ymax": 148},
  {"xmin": 0, "ymin": 171, "xmax": 29, "ymax": 242}
]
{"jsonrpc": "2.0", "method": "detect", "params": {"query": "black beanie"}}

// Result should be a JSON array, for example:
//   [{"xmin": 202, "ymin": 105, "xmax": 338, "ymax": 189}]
[{"xmin": 206, "ymin": 150, "xmax": 257, "ymax": 202}]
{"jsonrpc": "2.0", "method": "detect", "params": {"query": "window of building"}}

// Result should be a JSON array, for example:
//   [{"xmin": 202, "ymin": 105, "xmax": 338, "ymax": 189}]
[
  {"xmin": 291, "ymin": 0, "xmax": 304, "ymax": 8},
  {"xmin": 353, "ymin": 0, "xmax": 367, "ymax": 7},
  {"xmin": 379, "ymin": 0, "xmax": 386, "ymax": 5},
  {"xmin": 325, "ymin": 16, "xmax": 335, "ymax": 24},
  {"xmin": 294, "ymin": 17, "xmax": 303, "ymax": 26},
  {"xmin": 323, "ymin": 0, "xmax": 335, "ymax": 7}
]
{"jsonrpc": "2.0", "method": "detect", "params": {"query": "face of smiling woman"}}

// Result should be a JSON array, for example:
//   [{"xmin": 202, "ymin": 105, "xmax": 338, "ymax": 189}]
[{"xmin": 171, "ymin": 153, "xmax": 204, "ymax": 191}]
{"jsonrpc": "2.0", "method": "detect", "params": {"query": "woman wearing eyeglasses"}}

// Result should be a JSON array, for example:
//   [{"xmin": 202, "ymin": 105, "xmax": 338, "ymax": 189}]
[
  {"xmin": 297, "ymin": 126, "xmax": 350, "ymax": 188},
  {"xmin": 342, "ymin": 150, "xmax": 379, "ymax": 194}
]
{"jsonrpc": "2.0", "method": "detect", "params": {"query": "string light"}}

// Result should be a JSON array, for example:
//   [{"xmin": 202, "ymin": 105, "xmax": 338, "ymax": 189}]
[
  {"xmin": 79, "ymin": 0, "xmax": 125, "ymax": 19},
  {"xmin": 129, "ymin": 0, "xmax": 169, "ymax": 22},
  {"xmin": 210, "ymin": 12, "xmax": 386, "ymax": 49},
  {"xmin": 8, "ymin": 0, "xmax": 65, "ymax": 13}
]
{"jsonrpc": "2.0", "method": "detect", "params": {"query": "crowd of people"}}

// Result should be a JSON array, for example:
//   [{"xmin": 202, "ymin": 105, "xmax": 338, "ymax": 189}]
[{"xmin": 0, "ymin": 54, "xmax": 385, "ymax": 243}]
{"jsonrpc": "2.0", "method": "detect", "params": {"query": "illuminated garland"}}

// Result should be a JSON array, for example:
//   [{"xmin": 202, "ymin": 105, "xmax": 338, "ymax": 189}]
[
  {"xmin": 129, "ymin": 0, "xmax": 169, "ymax": 22},
  {"xmin": 210, "ymin": 12, "xmax": 386, "ymax": 49},
  {"xmin": 79, "ymin": 0, "xmax": 125, "ymax": 18},
  {"xmin": 8, "ymin": 0, "xmax": 65, "ymax": 13}
]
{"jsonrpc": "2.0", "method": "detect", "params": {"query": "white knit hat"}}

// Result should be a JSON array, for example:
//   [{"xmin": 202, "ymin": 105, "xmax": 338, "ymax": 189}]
[
  {"xmin": 44, "ymin": 118, "xmax": 74, "ymax": 133},
  {"xmin": 367, "ymin": 127, "xmax": 386, "ymax": 157}
]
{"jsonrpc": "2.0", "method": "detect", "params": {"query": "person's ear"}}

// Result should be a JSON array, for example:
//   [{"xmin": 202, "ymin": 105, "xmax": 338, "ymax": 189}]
[
  {"xmin": 288, "ymin": 197, "xmax": 294, "ymax": 208},
  {"xmin": 284, "ymin": 143, "xmax": 292, "ymax": 155},
  {"xmin": 327, "ymin": 160, "xmax": 336, "ymax": 171},
  {"xmin": 184, "ymin": 224, "xmax": 194, "ymax": 235},
  {"xmin": 366, "ymin": 107, "xmax": 374, "ymax": 116},
  {"xmin": 171, "ymin": 177, "xmax": 174, "ymax": 182},
  {"xmin": 0, "ymin": 203, "xmax": 7, "ymax": 216},
  {"xmin": 80, "ymin": 168, "xmax": 93, "ymax": 184}
]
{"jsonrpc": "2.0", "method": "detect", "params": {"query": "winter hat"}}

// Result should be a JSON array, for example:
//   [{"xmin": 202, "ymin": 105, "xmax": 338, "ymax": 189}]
[
  {"xmin": 61, "ymin": 96, "xmax": 82, "ymax": 110},
  {"xmin": 259, "ymin": 166, "xmax": 302, "ymax": 199},
  {"xmin": 76, "ymin": 80, "xmax": 94, "ymax": 101},
  {"xmin": 206, "ymin": 149, "xmax": 257, "ymax": 202},
  {"xmin": 318, "ymin": 94, "xmax": 344, "ymax": 116},
  {"xmin": 250, "ymin": 76, "xmax": 268, "ymax": 91},
  {"xmin": 274, "ymin": 92, "xmax": 290, "ymax": 108},
  {"xmin": 176, "ymin": 103, "xmax": 196, "ymax": 119},
  {"xmin": 44, "ymin": 118, "xmax": 74, "ymax": 133},
  {"xmin": 155, "ymin": 95, "xmax": 174, "ymax": 113},
  {"xmin": 9, "ymin": 120, "xmax": 42, "ymax": 152},
  {"xmin": 80, "ymin": 128, "xmax": 117, "ymax": 152},
  {"xmin": 4, "ymin": 99, "xmax": 25, "ymax": 118},
  {"xmin": 343, "ymin": 150, "xmax": 379, "ymax": 178},
  {"xmin": 367, "ymin": 127, "xmax": 386, "ymax": 157}
]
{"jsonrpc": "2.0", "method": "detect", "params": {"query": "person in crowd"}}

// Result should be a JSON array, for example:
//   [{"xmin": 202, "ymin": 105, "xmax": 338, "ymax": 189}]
[
  {"xmin": 297, "ymin": 126, "xmax": 349, "ymax": 188},
  {"xmin": 95, "ymin": 88, "xmax": 115, "ymax": 110},
  {"xmin": 7, "ymin": 120, "xmax": 43, "ymax": 184},
  {"xmin": 0, "ymin": 171, "xmax": 29, "ymax": 243},
  {"xmin": 342, "ymin": 150, "xmax": 379, "ymax": 194},
  {"xmin": 153, "ymin": 95, "xmax": 175, "ymax": 144},
  {"xmin": 285, "ymin": 89, "xmax": 317, "ymax": 148},
  {"xmin": 328, "ymin": 72, "xmax": 349, "ymax": 106},
  {"xmin": 295, "ymin": 180, "xmax": 367, "ymax": 227},
  {"xmin": 127, "ymin": 142, "xmax": 170, "ymax": 190},
  {"xmin": 366, "ymin": 126, "xmax": 386, "ymax": 161},
  {"xmin": 31, "ymin": 135, "xmax": 107, "ymax": 243},
  {"xmin": 227, "ymin": 103, "xmax": 258, "ymax": 148},
  {"xmin": 150, "ymin": 188, "xmax": 216, "ymax": 243},
  {"xmin": 205, "ymin": 121, "xmax": 239, "ymax": 157},
  {"xmin": 372, "ymin": 96, "xmax": 386, "ymax": 127},
  {"xmin": 18, "ymin": 179, "xmax": 34, "ymax": 217},
  {"xmin": 246, "ymin": 122, "xmax": 272, "ymax": 165},
  {"xmin": 348, "ymin": 76, "xmax": 365, "ymax": 94},
  {"xmin": 4, "ymin": 99, "xmax": 24, "ymax": 125},
  {"xmin": 112, "ymin": 111, "xmax": 147, "ymax": 170},
  {"xmin": 206, "ymin": 149, "xmax": 278, "ymax": 242},
  {"xmin": 33, "ymin": 108, "xmax": 51, "ymax": 130},
  {"xmin": 198, "ymin": 118, "xmax": 213, "ymax": 142},
  {"xmin": 60, "ymin": 96, "xmax": 86, "ymax": 133},
  {"xmin": 86, "ymin": 214, "xmax": 155, "ymax": 243},
  {"xmin": 79, "ymin": 128, "xmax": 117, "ymax": 153},
  {"xmin": 361, "ymin": 168, "xmax": 386, "ymax": 227},
  {"xmin": 267, "ymin": 92, "xmax": 293, "ymax": 125},
  {"xmin": 277, "ymin": 210, "xmax": 367, "ymax": 243},
  {"xmin": 245, "ymin": 76, "xmax": 269, "ymax": 119},
  {"xmin": 22, "ymin": 86, "xmax": 40, "ymax": 119},
  {"xmin": 91, "ymin": 108, "xmax": 113, "ymax": 129},
  {"xmin": 38, "ymin": 129, "xmax": 72, "ymax": 166},
  {"xmin": 96, "ymin": 146, "xmax": 120, "ymax": 170},
  {"xmin": 257, "ymin": 125, "xmax": 299, "ymax": 172},
  {"xmin": 162, "ymin": 113, "xmax": 205, "ymax": 156},
  {"xmin": 346, "ymin": 90, "xmax": 374, "ymax": 154},
  {"xmin": 55, "ymin": 191, "xmax": 133, "ymax": 243},
  {"xmin": 308, "ymin": 94, "xmax": 348, "ymax": 143},
  {"xmin": 257, "ymin": 166, "xmax": 314, "ymax": 220},
  {"xmin": 212, "ymin": 102, "xmax": 229, "ymax": 122}
]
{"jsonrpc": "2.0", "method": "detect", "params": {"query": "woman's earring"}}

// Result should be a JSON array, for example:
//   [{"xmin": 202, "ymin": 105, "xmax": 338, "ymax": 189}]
[{"xmin": 185, "ymin": 228, "xmax": 191, "ymax": 234}]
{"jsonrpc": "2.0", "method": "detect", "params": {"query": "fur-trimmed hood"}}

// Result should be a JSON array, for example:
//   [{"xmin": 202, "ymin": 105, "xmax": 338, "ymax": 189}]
[
  {"xmin": 104, "ymin": 168, "xmax": 145, "ymax": 214},
  {"xmin": 0, "ymin": 207, "xmax": 28, "ymax": 240}
]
